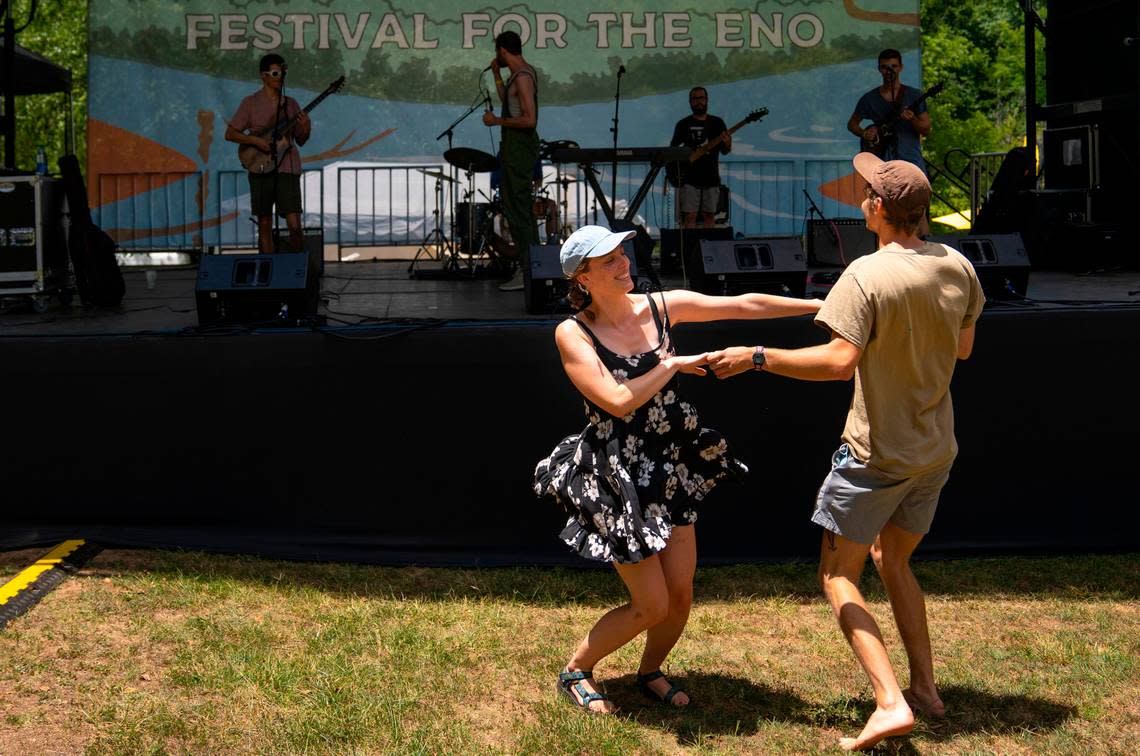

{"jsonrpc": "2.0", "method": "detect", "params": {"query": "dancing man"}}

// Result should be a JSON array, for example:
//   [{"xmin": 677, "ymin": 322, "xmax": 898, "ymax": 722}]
[{"xmin": 709, "ymin": 155, "xmax": 983, "ymax": 750}]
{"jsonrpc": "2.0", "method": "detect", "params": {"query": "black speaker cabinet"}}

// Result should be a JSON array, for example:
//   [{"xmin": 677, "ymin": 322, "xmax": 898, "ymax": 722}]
[
  {"xmin": 927, "ymin": 233, "xmax": 1031, "ymax": 300},
  {"xmin": 273, "ymin": 227, "xmax": 325, "ymax": 275},
  {"xmin": 807, "ymin": 218, "xmax": 877, "ymax": 267},
  {"xmin": 195, "ymin": 251, "xmax": 320, "ymax": 325},
  {"xmin": 659, "ymin": 227, "xmax": 733, "ymax": 274},
  {"xmin": 694, "ymin": 238, "xmax": 807, "ymax": 298},
  {"xmin": 524, "ymin": 241, "xmax": 638, "ymax": 315}
]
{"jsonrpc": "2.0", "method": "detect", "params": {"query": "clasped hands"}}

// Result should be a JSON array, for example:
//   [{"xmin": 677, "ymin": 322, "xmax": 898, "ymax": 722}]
[{"xmin": 670, "ymin": 347, "xmax": 760, "ymax": 380}]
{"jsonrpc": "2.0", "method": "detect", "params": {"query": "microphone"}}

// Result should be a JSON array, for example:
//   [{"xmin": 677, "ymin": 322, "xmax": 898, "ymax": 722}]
[{"xmin": 617, "ymin": 65, "xmax": 626, "ymax": 76}]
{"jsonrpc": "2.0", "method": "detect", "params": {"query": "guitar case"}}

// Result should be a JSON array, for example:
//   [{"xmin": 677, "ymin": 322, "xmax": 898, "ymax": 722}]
[{"xmin": 58, "ymin": 154, "xmax": 126, "ymax": 307}]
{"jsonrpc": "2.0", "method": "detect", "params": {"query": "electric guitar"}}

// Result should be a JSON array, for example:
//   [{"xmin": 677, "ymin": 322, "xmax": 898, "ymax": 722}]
[
  {"xmin": 859, "ymin": 82, "xmax": 943, "ymax": 157},
  {"xmin": 239, "ymin": 76, "xmax": 346, "ymax": 174},
  {"xmin": 667, "ymin": 107, "xmax": 768, "ymax": 187}
]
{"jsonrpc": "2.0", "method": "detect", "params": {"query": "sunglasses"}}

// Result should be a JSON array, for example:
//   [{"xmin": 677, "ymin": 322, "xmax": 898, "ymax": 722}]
[
  {"xmin": 264, "ymin": 69, "xmax": 284, "ymax": 78},
  {"xmin": 878, "ymin": 64, "xmax": 901, "ymax": 71}
]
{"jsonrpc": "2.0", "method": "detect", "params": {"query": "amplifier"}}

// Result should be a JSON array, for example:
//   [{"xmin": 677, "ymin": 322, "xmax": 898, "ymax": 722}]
[
  {"xmin": 806, "ymin": 218, "xmax": 877, "ymax": 267},
  {"xmin": 273, "ymin": 227, "xmax": 325, "ymax": 275},
  {"xmin": 658, "ymin": 227, "xmax": 734, "ymax": 275},
  {"xmin": 694, "ymin": 238, "xmax": 807, "ymax": 298},
  {"xmin": 927, "ymin": 233, "xmax": 1031, "ymax": 299},
  {"xmin": 524, "ymin": 241, "xmax": 639, "ymax": 315},
  {"xmin": 195, "ymin": 251, "xmax": 320, "ymax": 325}
]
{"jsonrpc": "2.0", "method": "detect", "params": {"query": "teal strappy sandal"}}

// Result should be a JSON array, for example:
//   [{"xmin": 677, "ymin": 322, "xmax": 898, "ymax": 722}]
[
  {"xmin": 637, "ymin": 670, "xmax": 688, "ymax": 706},
  {"xmin": 557, "ymin": 669, "xmax": 613, "ymax": 713}
]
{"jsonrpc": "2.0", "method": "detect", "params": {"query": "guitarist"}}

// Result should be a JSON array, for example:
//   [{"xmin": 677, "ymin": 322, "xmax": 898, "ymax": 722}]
[
  {"xmin": 225, "ymin": 54, "xmax": 311, "ymax": 253},
  {"xmin": 847, "ymin": 50, "xmax": 930, "ymax": 172},
  {"xmin": 670, "ymin": 87, "xmax": 731, "ymax": 229}
]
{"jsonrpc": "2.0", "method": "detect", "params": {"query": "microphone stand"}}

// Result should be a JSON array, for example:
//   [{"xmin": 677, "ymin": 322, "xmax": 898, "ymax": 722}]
[
  {"xmin": 269, "ymin": 72, "xmax": 285, "ymax": 253},
  {"xmin": 803, "ymin": 188, "xmax": 846, "ymax": 266},
  {"xmin": 435, "ymin": 88, "xmax": 491, "ymax": 262},
  {"xmin": 610, "ymin": 65, "xmax": 625, "ymax": 215}
]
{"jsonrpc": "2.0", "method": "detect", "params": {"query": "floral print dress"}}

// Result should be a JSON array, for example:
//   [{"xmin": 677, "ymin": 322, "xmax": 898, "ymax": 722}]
[{"xmin": 534, "ymin": 294, "xmax": 748, "ymax": 564}]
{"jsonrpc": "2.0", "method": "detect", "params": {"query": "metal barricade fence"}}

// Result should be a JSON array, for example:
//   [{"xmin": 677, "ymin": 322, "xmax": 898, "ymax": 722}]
[
  {"xmin": 92, "ymin": 159, "xmax": 866, "ymax": 258},
  {"xmin": 93, "ymin": 171, "xmax": 205, "ymax": 253},
  {"xmin": 547, "ymin": 159, "xmax": 846, "ymax": 239},
  {"xmin": 335, "ymin": 165, "xmax": 456, "ymax": 257},
  {"xmin": 215, "ymin": 169, "xmax": 324, "ymax": 250},
  {"xmin": 969, "ymin": 151, "xmax": 1010, "ymax": 225}
]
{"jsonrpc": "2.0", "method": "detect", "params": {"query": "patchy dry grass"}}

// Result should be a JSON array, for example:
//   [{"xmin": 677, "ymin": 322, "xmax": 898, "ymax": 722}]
[{"xmin": 0, "ymin": 549, "xmax": 1136, "ymax": 754}]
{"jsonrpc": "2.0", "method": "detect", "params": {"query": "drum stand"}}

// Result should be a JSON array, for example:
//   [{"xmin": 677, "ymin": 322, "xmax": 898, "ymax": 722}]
[{"xmin": 409, "ymin": 175, "xmax": 454, "ymax": 275}]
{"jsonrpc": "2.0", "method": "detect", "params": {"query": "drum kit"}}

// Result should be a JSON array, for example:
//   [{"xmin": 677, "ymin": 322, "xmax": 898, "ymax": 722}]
[{"xmin": 409, "ymin": 141, "xmax": 579, "ymax": 279}]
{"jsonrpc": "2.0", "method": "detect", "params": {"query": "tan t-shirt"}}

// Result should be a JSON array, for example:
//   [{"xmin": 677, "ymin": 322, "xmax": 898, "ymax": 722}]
[
  {"xmin": 815, "ymin": 242, "xmax": 985, "ymax": 477},
  {"xmin": 231, "ymin": 91, "xmax": 303, "ymax": 174}
]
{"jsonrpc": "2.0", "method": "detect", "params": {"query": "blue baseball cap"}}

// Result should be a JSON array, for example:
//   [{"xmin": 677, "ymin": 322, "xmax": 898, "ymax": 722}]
[{"xmin": 559, "ymin": 225, "xmax": 635, "ymax": 277}]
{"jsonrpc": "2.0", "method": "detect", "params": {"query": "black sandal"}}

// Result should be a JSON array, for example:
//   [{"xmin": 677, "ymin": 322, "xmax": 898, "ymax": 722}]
[
  {"xmin": 637, "ymin": 670, "xmax": 688, "ymax": 706},
  {"xmin": 557, "ymin": 669, "xmax": 612, "ymax": 713}
]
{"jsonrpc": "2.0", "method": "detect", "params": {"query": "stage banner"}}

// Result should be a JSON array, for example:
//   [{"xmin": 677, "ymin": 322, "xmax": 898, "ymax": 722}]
[{"xmin": 87, "ymin": 1, "xmax": 921, "ymax": 248}]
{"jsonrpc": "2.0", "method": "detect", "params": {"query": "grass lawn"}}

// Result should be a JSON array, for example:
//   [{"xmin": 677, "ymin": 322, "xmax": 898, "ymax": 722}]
[{"xmin": 0, "ymin": 549, "xmax": 1136, "ymax": 754}]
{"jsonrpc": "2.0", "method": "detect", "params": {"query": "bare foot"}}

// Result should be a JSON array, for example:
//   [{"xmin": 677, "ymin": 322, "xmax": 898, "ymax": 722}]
[
  {"xmin": 562, "ymin": 669, "xmax": 617, "ymax": 714},
  {"xmin": 838, "ymin": 703, "xmax": 914, "ymax": 751},
  {"xmin": 902, "ymin": 687, "xmax": 946, "ymax": 718},
  {"xmin": 642, "ymin": 673, "xmax": 690, "ymax": 707}
]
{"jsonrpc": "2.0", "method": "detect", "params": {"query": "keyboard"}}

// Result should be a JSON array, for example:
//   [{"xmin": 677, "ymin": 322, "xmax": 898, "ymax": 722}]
[{"xmin": 550, "ymin": 146, "xmax": 692, "ymax": 164}]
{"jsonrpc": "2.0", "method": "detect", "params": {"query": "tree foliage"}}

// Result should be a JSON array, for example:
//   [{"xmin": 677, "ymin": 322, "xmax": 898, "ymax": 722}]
[
  {"xmin": 5, "ymin": 0, "xmax": 86, "ymax": 173},
  {"xmin": 920, "ymin": 0, "xmax": 1047, "ymax": 216}
]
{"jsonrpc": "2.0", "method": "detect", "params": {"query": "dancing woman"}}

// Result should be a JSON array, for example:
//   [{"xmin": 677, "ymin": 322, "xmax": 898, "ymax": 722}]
[{"xmin": 535, "ymin": 225, "xmax": 822, "ymax": 713}]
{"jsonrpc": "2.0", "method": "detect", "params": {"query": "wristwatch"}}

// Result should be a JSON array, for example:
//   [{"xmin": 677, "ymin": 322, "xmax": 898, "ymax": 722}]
[{"xmin": 752, "ymin": 346, "xmax": 767, "ymax": 372}]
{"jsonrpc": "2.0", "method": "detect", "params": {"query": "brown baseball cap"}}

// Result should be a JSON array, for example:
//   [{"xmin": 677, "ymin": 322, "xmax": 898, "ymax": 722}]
[{"xmin": 853, "ymin": 152, "xmax": 931, "ymax": 215}]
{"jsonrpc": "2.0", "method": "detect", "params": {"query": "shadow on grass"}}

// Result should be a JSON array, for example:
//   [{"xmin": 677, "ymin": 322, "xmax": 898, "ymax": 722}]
[
  {"xmin": 603, "ymin": 671, "xmax": 817, "ymax": 743},
  {"xmin": 922, "ymin": 684, "xmax": 1077, "ymax": 741},
  {"xmin": 805, "ymin": 685, "xmax": 1076, "ymax": 752}
]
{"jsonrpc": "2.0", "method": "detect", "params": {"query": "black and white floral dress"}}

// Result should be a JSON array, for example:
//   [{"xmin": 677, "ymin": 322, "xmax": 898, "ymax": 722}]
[{"xmin": 534, "ymin": 294, "xmax": 748, "ymax": 564}]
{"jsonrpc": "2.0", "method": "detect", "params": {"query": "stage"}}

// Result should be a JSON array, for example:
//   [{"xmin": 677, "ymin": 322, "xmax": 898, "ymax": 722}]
[
  {"xmin": 1, "ymin": 261, "xmax": 1138, "ymax": 566},
  {"xmin": 2, "ymin": 260, "xmax": 1138, "ymax": 333}
]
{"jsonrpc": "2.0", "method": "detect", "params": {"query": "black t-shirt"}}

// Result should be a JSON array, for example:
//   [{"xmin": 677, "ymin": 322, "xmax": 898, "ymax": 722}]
[{"xmin": 670, "ymin": 115, "xmax": 728, "ymax": 187}]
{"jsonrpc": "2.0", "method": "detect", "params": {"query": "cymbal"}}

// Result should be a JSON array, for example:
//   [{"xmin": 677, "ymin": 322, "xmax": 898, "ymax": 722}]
[
  {"xmin": 418, "ymin": 168, "xmax": 456, "ymax": 183},
  {"xmin": 444, "ymin": 147, "xmax": 499, "ymax": 173}
]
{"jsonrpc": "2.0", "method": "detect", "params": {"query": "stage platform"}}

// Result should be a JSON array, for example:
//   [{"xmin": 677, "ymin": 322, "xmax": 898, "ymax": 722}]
[
  {"xmin": 1, "ymin": 260, "xmax": 1138, "ymax": 566},
  {"xmin": 1, "ymin": 261, "xmax": 1138, "ymax": 335}
]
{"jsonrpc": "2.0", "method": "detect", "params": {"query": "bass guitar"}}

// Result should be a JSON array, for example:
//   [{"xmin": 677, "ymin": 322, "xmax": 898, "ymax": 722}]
[
  {"xmin": 239, "ymin": 76, "xmax": 346, "ymax": 174},
  {"xmin": 859, "ymin": 82, "xmax": 943, "ymax": 157},
  {"xmin": 667, "ymin": 107, "xmax": 768, "ymax": 187}
]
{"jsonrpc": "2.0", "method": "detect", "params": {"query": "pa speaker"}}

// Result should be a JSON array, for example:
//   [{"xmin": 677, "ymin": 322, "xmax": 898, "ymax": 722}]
[
  {"xmin": 927, "ymin": 233, "xmax": 1031, "ymax": 300},
  {"xmin": 659, "ymin": 227, "xmax": 733, "ymax": 274},
  {"xmin": 807, "ymin": 218, "xmax": 877, "ymax": 267},
  {"xmin": 273, "ymin": 227, "xmax": 325, "ymax": 275},
  {"xmin": 524, "ymin": 241, "xmax": 639, "ymax": 315},
  {"xmin": 195, "ymin": 251, "xmax": 320, "ymax": 325},
  {"xmin": 694, "ymin": 238, "xmax": 806, "ymax": 298}
]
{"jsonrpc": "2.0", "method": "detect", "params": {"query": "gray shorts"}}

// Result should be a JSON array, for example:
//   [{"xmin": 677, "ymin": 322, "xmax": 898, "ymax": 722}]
[
  {"xmin": 811, "ymin": 444, "xmax": 952, "ymax": 545},
  {"xmin": 679, "ymin": 184, "xmax": 719, "ymax": 215}
]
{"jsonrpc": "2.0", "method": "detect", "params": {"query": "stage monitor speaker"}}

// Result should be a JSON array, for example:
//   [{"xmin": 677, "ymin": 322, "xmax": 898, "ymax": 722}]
[
  {"xmin": 195, "ymin": 251, "xmax": 320, "ymax": 325},
  {"xmin": 273, "ymin": 227, "xmax": 325, "ymax": 275},
  {"xmin": 659, "ymin": 227, "xmax": 733, "ymax": 275},
  {"xmin": 807, "ymin": 218, "xmax": 877, "ymax": 267},
  {"xmin": 694, "ymin": 238, "xmax": 806, "ymax": 298},
  {"xmin": 927, "ymin": 233, "xmax": 1031, "ymax": 300},
  {"xmin": 524, "ymin": 241, "xmax": 638, "ymax": 315}
]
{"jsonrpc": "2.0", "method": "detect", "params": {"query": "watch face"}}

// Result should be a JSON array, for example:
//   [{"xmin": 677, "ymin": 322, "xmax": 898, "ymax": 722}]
[{"xmin": 752, "ymin": 349, "xmax": 766, "ymax": 369}]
